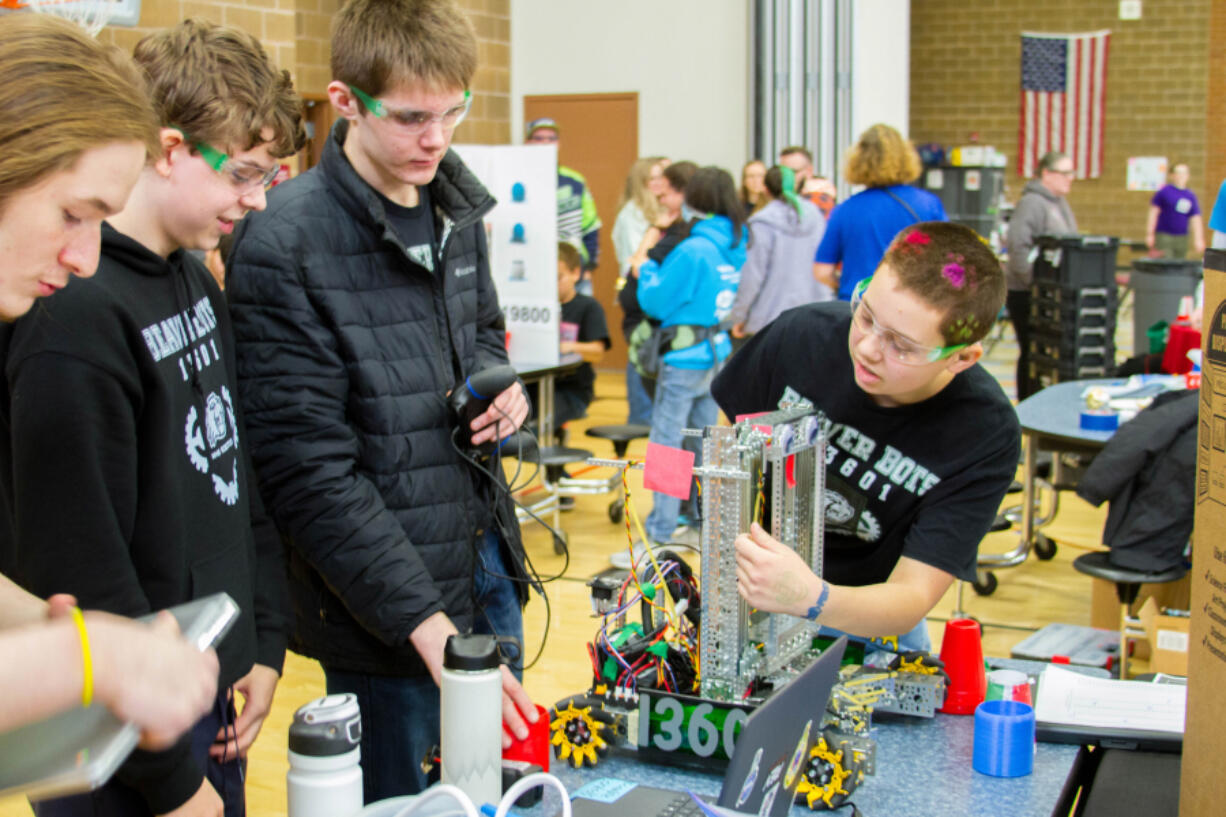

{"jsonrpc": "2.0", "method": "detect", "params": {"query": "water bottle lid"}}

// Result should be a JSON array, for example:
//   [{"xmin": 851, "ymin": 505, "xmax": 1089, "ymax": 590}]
[
  {"xmin": 444, "ymin": 633, "xmax": 501, "ymax": 672},
  {"xmin": 289, "ymin": 693, "xmax": 362, "ymax": 756}
]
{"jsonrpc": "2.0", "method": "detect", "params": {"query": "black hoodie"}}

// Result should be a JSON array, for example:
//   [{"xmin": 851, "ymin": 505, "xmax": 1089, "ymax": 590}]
[{"xmin": 0, "ymin": 224, "xmax": 288, "ymax": 813}]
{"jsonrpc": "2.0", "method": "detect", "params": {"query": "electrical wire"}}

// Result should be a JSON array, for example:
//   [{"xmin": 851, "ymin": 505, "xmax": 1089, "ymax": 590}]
[{"xmin": 449, "ymin": 398, "xmax": 573, "ymax": 672}]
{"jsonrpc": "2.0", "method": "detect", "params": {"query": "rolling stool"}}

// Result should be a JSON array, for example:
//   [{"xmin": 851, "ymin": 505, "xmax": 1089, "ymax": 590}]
[
  {"xmin": 1072, "ymin": 551, "xmax": 1188, "ymax": 678},
  {"xmin": 536, "ymin": 445, "xmax": 593, "ymax": 554},
  {"xmin": 584, "ymin": 424, "xmax": 651, "ymax": 523}
]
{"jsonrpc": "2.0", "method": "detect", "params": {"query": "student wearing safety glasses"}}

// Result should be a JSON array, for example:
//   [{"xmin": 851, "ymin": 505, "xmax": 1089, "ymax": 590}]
[
  {"xmin": 225, "ymin": 0, "xmax": 538, "ymax": 802},
  {"xmin": 713, "ymin": 222, "xmax": 1020, "ymax": 654},
  {"xmin": 4, "ymin": 18, "xmax": 303, "ymax": 817}
]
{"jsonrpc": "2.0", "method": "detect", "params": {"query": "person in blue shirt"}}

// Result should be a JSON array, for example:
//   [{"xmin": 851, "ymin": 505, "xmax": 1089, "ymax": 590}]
[
  {"xmin": 636, "ymin": 167, "xmax": 747, "ymax": 549},
  {"xmin": 814, "ymin": 124, "xmax": 946, "ymax": 300}
]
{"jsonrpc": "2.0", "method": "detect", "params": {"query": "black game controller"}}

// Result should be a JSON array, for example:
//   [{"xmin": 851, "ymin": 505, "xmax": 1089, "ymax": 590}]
[{"xmin": 449, "ymin": 364, "xmax": 520, "ymax": 456}]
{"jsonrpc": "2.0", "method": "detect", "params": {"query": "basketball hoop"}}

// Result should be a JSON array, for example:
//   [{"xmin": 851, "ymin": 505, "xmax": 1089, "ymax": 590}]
[{"xmin": 24, "ymin": 0, "xmax": 118, "ymax": 37}]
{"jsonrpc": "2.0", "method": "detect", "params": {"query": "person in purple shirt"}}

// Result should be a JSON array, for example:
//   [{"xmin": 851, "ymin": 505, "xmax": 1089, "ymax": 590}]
[
  {"xmin": 1146, "ymin": 162, "xmax": 1204, "ymax": 259},
  {"xmin": 813, "ymin": 124, "xmax": 946, "ymax": 300}
]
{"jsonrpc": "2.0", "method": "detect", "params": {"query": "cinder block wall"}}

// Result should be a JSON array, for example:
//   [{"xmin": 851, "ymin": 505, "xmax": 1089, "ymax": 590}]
[
  {"xmin": 99, "ymin": 0, "xmax": 510, "ymax": 145},
  {"xmin": 910, "ymin": 0, "xmax": 1213, "ymax": 241}
]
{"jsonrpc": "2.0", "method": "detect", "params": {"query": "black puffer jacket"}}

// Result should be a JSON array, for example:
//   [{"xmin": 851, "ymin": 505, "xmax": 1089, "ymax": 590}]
[
  {"xmin": 226, "ymin": 120, "xmax": 526, "ymax": 676},
  {"xmin": 1075, "ymin": 389, "xmax": 1197, "ymax": 573}
]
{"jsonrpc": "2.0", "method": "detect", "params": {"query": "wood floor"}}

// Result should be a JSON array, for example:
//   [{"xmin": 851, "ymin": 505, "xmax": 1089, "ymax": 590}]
[{"xmin": 0, "ymin": 359, "xmax": 1123, "ymax": 817}]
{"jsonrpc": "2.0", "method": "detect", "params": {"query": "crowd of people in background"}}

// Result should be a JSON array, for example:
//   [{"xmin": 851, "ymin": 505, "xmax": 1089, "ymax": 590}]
[{"xmin": 5, "ymin": 0, "xmax": 1212, "ymax": 810}]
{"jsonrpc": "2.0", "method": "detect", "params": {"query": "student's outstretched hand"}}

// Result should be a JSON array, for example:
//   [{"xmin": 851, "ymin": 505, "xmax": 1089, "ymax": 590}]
[
  {"xmin": 734, "ymin": 523, "xmax": 822, "ymax": 617},
  {"xmin": 90, "ymin": 610, "xmax": 220, "ymax": 750},
  {"xmin": 499, "ymin": 665, "xmax": 539, "ymax": 750},
  {"xmin": 45, "ymin": 593, "xmax": 78, "ymax": 620},
  {"xmin": 470, "ymin": 382, "xmax": 528, "ymax": 446},
  {"xmin": 210, "ymin": 663, "xmax": 279, "ymax": 760}
]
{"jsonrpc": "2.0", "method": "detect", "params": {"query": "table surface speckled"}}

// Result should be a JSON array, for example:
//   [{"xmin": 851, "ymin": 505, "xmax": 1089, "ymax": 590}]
[{"xmin": 521, "ymin": 711, "xmax": 1078, "ymax": 817}]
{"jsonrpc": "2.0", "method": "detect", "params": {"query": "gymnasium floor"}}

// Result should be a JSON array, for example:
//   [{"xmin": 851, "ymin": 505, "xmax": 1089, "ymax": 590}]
[{"xmin": 0, "ymin": 318, "xmax": 1134, "ymax": 816}]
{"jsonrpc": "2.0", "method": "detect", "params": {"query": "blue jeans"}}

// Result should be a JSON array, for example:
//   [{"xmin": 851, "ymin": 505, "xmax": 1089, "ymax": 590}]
[
  {"xmin": 624, "ymin": 361, "xmax": 653, "ymax": 426},
  {"xmin": 325, "ymin": 530, "xmax": 523, "ymax": 803},
  {"xmin": 820, "ymin": 616, "xmax": 933, "ymax": 655},
  {"xmin": 644, "ymin": 363, "xmax": 719, "ymax": 543},
  {"xmin": 33, "ymin": 694, "xmax": 245, "ymax": 817}
]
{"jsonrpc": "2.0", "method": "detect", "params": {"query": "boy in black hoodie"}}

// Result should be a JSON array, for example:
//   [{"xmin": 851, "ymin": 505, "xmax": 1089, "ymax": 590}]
[{"xmin": 2, "ymin": 19, "xmax": 304, "ymax": 817}]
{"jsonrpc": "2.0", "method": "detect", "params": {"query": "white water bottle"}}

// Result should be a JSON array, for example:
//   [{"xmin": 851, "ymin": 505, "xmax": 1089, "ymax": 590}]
[
  {"xmin": 440, "ymin": 634, "xmax": 503, "ymax": 807},
  {"xmin": 287, "ymin": 693, "xmax": 363, "ymax": 817}
]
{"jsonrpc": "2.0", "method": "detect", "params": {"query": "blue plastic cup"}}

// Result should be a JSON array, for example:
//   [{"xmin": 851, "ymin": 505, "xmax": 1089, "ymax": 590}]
[{"xmin": 972, "ymin": 700, "xmax": 1035, "ymax": 777}]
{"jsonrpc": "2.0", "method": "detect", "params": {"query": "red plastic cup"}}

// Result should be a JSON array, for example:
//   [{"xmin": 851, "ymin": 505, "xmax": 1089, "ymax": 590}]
[
  {"xmin": 939, "ymin": 618, "xmax": 987, "ymax": 715},
  {"xmin": 502, "ymin": 703, "xmax": 551, "ymax": 771}
]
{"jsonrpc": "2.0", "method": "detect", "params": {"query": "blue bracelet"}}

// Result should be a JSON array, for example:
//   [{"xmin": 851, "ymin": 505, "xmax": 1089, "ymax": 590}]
[{"xmin": 804, "ymin": 581, "xmax": 830, "ymax": 622}]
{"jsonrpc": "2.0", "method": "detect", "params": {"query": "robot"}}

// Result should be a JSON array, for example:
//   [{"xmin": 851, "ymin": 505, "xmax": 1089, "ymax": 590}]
[{"xmin": 548, "ymin": 408, "xmax": 947, "ymax": 810}]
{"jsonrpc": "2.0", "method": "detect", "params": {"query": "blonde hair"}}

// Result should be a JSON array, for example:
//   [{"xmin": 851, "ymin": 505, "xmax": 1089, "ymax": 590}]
[
  {"xmin": 619, "ymin": 156, "xmax": 666, "ymax": 223},
  {"xmin": 332, "ymin": 0, "xmax": 477, "ymax": 100},
  {"xmin": 133, "ymin": 18, "xmax": 305, "ymax": 158},
  {"xmin": 843, "ymin": 123, "xmax": 922, "ymax": 188},
  {"xmin": 0, "ymin": 14, "xmax": 159, "ymax": 212}
]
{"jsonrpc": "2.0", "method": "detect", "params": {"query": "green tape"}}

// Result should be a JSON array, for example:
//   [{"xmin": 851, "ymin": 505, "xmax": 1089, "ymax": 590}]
[
  {"xmin": 602, "ymin": 656, "xmax": 619, "ymax": 681},
  {"xmin": 641, "ymin": 583, "xmax": 657, "ymax": 601},
  {"xmin": 646, "ymin": 641, "xmax": 670, "ymax": 658}
]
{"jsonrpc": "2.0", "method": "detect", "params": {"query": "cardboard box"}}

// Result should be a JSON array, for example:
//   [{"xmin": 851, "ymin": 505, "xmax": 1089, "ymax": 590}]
[
  {"xmin": 1137, "ymin": 597, "xmax": 1190, "ymax": 676},
  {"xmin": 1181, "ymin": 248, "xmax": 1226, "ymax": 815},
  {"xmin": 1089, "ymin": 573, "xmax": 1190, "ymax": 631}
]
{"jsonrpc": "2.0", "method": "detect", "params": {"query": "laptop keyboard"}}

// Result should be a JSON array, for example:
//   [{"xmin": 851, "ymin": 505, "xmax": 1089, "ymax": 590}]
[{"xmin": 658, "ymin": 794, "xmax": 707, "ymax": 817}]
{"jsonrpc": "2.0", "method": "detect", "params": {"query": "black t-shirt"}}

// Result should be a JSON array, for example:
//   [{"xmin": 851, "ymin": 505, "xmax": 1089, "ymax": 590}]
[
  {"xmin": 557, "ymin": 293, "xmax": 611, "ymax": 401},
  {"xmin": 712, "ymin": 301, "xmax": 1020, "ymax": 585},
  {"xmin": 378, "ymin": 185, "xmax": 437, "ymax": 273}
]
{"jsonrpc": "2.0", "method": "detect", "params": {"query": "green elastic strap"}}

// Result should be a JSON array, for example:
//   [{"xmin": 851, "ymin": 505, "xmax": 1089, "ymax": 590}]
[
  {"xmin": 779, "ymin": 165, "xmax": 804, "ymax": 219},
  {"xmin": 347, "ymin": 84, "xmax": 386, "ymax": 118},
  {"xmin": 193, "ymin": 141, "xmax": 228, "ymax": 173}
]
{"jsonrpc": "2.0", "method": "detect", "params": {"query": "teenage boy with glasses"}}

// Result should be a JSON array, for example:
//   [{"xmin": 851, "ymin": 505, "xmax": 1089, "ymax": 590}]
[
  {"xmin": 713, "ymin": 222, "xmax": 1019, "ymax": 653},
  {"xmin": 225, "ymin": 0, "xmax": 538, "ymax": 802},
  {"xmin": 2, "ymin": 18, "xmax": 304, "ymax": 817}
]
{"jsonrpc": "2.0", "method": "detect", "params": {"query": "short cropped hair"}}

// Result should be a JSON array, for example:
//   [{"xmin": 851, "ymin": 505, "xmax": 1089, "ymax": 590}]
[
  {"xmin": 557, "ymin": 242, "xmax": 583, "ymax": 272},
  {"xmin": 662, "ymin": 161, "xmax": 698, "ymax": 194},
  {"xmin": 779, "ymin": 145, "xmax": 813, "ymax": 166},
  {"xmin": 332, "ymin": 0, "xmax": 477, "ymax": 104},
  {"xmin": 880, "ymin": 222, "xmax": 1005, "ymax": 346},
  {"xmin": 1036, "ymin": 151, "xmax": 1069, "ymax": 176},
  {"xmin": 133, "ymin": 19, "xmax": 305, "ymax": 158},
  {"xmin": 843, "ymin": 124, "xmax": 922, "ymax": 188}
]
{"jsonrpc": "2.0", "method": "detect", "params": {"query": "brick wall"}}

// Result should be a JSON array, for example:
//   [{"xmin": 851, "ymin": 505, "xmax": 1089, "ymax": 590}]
[
  {"xmin": 1207, "ymin": 0, "xmax": 1226, "ymax": 220},
  {"xmin": 99, "ymin": 0, "xmax": 297, "ymax": 91},
  {"xmin": 911, "ymin": 0, "xmax": 1212, "ymax": 243},
  {"xmin": 98, "ymin": 0, "xmax": 510, "ymax": 145}
]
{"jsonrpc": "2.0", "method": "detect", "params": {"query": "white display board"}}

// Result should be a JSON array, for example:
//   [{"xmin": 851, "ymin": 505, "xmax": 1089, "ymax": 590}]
[
  {"xmin": 1127, "ymin": 156, "xmax": 1168, "ymax": 192},
  {"xmin": 451, "ymin": 144, "xmax": 559, "ymax": 367}
]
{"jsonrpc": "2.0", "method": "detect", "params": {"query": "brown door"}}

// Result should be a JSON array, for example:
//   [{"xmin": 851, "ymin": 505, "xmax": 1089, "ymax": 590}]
[
  {"xmin": 523, "ymin": 93, "xmax": 638, "ymax": 369},
  {"xmin": 299, "ymin": 93, "xmax": 337, "ymax": 174}
]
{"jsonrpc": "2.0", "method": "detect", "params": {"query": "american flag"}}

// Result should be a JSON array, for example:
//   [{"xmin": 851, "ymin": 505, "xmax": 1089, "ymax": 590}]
[{"xmin": 1019, "ymin": 30, "xmax": 1110, "ymax": 179}]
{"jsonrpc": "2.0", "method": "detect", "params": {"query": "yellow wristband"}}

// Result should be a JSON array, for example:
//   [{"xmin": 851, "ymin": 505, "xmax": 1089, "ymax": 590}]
[{"xmin": 69, "ymin": 607, "xmax": 93, "ymax": 708}]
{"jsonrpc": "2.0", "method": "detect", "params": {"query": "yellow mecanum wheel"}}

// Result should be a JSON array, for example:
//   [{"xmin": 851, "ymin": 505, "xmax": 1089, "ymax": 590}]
[
  {"xmin": 549, "ymin": 701, "xmax": 611, "ymax": 769},
  {"xmin": 796, "ymin": 734, "xmax": 852, "ymax": 810}
]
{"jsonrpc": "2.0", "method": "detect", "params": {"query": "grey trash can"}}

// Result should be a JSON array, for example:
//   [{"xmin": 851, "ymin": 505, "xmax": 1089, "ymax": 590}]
[{"xmin": 1130, "ymin": 258, "xmax": 1201, "ymax": 354}]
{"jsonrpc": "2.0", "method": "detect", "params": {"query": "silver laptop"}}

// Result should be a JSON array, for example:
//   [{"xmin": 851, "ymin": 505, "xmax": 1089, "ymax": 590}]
[{"xmin": 0, "ymin": 592, "xmax": 240, "ymax": 802}]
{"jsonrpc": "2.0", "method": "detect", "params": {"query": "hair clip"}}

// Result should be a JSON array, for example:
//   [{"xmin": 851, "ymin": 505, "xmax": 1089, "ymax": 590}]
[{"xmin": 904, "ymin": 230, "xmax": 931, "ymax": 246}]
